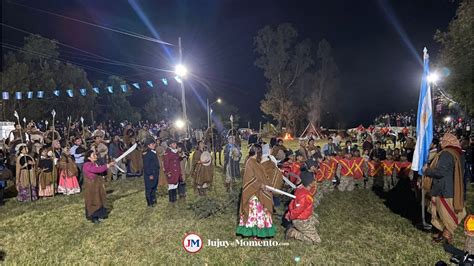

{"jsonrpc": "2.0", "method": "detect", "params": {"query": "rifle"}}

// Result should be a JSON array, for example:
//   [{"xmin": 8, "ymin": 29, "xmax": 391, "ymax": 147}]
[{"xmin": 442, "ymin": 242, "xmax": 473, "ymax": 265}]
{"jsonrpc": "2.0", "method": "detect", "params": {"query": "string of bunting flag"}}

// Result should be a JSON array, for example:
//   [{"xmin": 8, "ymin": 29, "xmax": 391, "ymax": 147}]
[{"xmin": 1, "ymin": 76, "xmax": 178, "ymax": 100}]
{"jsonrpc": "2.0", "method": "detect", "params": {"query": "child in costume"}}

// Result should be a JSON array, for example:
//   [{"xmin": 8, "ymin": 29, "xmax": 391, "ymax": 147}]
[{"xmin": 284, "ymin": 170, "xmax": 321, "ymax": 244}]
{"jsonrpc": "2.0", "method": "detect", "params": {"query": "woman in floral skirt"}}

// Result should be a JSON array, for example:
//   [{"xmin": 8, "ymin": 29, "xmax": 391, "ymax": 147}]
[{"xmin": 236, "ymin": 144, "xmax": 275, "ymax": 238}]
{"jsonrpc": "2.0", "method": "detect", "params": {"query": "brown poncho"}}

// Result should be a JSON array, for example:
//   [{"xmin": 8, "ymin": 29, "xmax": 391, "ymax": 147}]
[
  {"xmin": 127, "ymin": 148, "xmax": 143, "ymax": 173},
  {"xmin": 428, "ymin": 147, "xmax": 465, "ymax": 213},
  {"xmin": 261, "ymin": 159, "xmax": 283, "ymax": 190},
  {"xmin": 191, "ymin": 149, "xmax": 214, "ymax": 188},
  {"xmin": 239, "ymin": 157, "xmax": 273, "ymax": 223},
  {"xmin": 83, "ymin": 162, "xmax": 108, "ymax": 218},
  {"xmin": 58, "ymin": 154, "xmax": 78, "ymax": 177},
  {"xmin": 155, "ymin": 145, "xmax": 167, "ymax": 187},
  {"xmin": 15, "ymin": 154, "xmax": 37, "ymax": 188}
]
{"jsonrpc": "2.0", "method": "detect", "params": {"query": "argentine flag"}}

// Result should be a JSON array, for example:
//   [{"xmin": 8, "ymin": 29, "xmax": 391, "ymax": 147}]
[{"xmin": 411, "ymin": 47, "xmax": 433, "ymax": 175}]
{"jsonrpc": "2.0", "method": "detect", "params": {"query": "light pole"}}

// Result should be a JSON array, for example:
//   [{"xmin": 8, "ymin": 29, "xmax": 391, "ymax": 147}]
[
  {"xmin": 176, "ymin": 37, "xmax": 188, "ymax": 137},
  {"xmin": 207, "ymin": 98, "xmax": 221, "ymax": 129}
]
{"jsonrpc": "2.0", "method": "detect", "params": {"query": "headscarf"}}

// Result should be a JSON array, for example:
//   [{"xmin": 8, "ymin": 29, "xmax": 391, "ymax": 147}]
[{"xmin": 440, "ymin": 133, "xmax": 461, "ymax": 150}]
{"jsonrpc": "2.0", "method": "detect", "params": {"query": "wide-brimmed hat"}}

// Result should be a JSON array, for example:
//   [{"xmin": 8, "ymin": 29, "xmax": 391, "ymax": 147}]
[
  {"xmin": 144, "ymin": 137, "xmax": 155, "ymax": 146},
  {"xmin": 200, "ymin": 151, "xmax": 212, "ymax": 166}
]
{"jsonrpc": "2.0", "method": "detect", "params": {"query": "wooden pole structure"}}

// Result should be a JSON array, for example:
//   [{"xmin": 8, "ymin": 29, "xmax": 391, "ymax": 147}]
[
  {"xmin": 51, "ymin": 109, "xmax": 57, "ymax": 197},
  {"xmin": 14, "ymin": 111, "xmax": 32, "ymax": 201}
]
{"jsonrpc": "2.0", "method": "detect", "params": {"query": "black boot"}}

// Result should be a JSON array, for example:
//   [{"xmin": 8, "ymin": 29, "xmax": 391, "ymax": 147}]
[
  {"xmin": 178, "ymin": 183, "xmax": 186, "ymax": 198},
  {"xmin": 0, "ymin": 188, "xmax": 4, "ymax": 206},
  {"xmin": 172, "ymin": 189, "xmax": 178, "ymax": 202},
  {"xmin": 168, "ymin": 190, "xmax": 174, "ymax": 203}
]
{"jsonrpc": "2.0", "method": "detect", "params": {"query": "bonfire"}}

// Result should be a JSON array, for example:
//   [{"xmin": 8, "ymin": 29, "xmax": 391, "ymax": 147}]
[{"xmin": 283, "ymin": 132, "xmax": 293, "ymax": 140}]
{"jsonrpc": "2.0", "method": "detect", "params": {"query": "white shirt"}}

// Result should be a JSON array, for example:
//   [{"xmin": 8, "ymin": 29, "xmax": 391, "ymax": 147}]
[{"xmin": 70, "ymin": 145, "xmax": 84, "ymax": 164}]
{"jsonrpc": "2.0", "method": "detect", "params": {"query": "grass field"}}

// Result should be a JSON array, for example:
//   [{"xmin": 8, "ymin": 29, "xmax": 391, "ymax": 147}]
[{"xmin": 0, "ymin": 140, "xmax": 472, "ymax": 264}]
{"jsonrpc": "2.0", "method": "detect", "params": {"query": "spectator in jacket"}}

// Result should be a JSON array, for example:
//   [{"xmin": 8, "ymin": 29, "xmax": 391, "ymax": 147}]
[
  {"xmin": 163, "ymin": 139, "xmax": 184, "ymax": 203},
  {"xmin": 322, "ymin": 138, "xmax": 337, "ymax": 156},
  {"xmin": 143, "ymin": 138, "xmax": 160, "ymax": 207},
  {"xmin": 370, "ymin": 141, "xmax": 386, "ymax": 160},
  {"xmin": 362, "ymin": 136, "xmax": 374, "ymax": 153}
]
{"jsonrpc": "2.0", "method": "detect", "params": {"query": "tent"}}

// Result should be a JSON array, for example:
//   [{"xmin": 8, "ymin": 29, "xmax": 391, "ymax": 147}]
[
  {"xmin": 299, "ymin": 122, "xmax": 324, "ymax": 139},
  {"xmin": 0, "ymin": 121, "xmax": 15, "ymax": 140}
]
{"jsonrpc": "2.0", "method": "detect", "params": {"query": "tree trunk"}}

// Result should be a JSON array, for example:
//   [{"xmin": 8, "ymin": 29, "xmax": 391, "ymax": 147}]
[{"xmin": 277, "ymin": 119, "xmax": 282, "ymax": 131}]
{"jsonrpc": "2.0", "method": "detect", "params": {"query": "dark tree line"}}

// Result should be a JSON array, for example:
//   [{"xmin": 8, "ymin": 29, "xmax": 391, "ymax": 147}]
[
  {"xmin": 434, "ymin": 0, "xmax": 473, "ymax": 115},
  {"xmin": 254, "ymin": 23, "xmax": 340, "ymax": 134},
  {"xmin": 1, "ymin": 34, "xmax": 181, "ymax": 124}
]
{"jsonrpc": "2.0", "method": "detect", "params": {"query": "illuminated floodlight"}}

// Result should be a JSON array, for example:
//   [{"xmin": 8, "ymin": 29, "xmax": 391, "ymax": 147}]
[
  {"xmin": 175, "ymin": 119, "xmax": 185, "ymax": 129},
  {"xmin": 427, "ymin": 73, "xmax": 439, "ymax": 84},
  {"xmin": 175, "ymin": 64, "xmax": 188, "ymax": 77}
]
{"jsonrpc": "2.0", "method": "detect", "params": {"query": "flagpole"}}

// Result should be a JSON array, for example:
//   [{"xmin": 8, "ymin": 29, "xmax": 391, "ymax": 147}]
[
  {"xmin": 23, "ymin": 116, "xmax": 33, "ymax": 201},
  {"xmin": 413, "ymin": 47, "xmax": 432, "ymax": 231},
  {"xmin": 66, "ymin": 116, "xmax": 71, "ymax": 146},
  {"xmin": 14, "ymin": 111, "xmax": 33, "ymax": 201},
  {"xmin": 421, "ymin": 48, "xmax": 432, "ymax": 230},
  {"xmin": 51, "ymin": 109, "xmax": 57, "ymax": 197}
]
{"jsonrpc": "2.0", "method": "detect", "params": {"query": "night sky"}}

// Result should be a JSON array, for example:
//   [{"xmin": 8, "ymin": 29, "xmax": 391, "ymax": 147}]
[{"xmin": 1, "ymin": 0, "xmax": 457, "ymax": 128}]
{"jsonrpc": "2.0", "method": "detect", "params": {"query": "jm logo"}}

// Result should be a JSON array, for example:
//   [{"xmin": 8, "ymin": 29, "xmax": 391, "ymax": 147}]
[{"xmin": 182, "ymin": 233, "xmax": 203, "ymax": 253}]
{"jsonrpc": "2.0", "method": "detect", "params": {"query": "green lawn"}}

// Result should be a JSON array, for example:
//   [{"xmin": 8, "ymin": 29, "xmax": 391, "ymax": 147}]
[{"xmin": 0, "ymin": 140, "xmax": 472, "ymax": 264}]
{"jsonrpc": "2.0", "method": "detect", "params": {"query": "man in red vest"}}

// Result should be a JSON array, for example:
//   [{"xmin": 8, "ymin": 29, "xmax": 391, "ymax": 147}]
[
  {"xmin": 336, "ymin": 152, "xmax": 355, "ymax": 191},
  {"xmin": 381, "ymin": 152, "xmax": 397, "ymax": 192},
  {"xmin": 289, "ymin": 152, "xmax": 304, "ymax": 184},
  {"xmin": 366, "ymin": 157, "xmax": 383, "ymax": 190},
  {"xmin": 305, "ymin": 159, "xmax": 320, "ymax": 205},
  {"xmin": 394, "ymin": 152, "xmax": 413, "ymax": 187},
  {"xmin": 328, "ymin": 153, "xmax": 339, "ymax": 190},
  {"xmin": 285, "ymin": 170, "xmax": 321, "ymax": 244},
  {"xmin": 352, "ymin": 150, "xmax": 366, "ymax": 189}
]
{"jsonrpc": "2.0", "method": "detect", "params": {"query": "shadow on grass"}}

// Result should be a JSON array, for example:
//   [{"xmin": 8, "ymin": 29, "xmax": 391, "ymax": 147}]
[
  {"xmin": 106, "ymin": 190, "xmax": 142, "ymax": 215},
  {"xmin": 0, "ymin": 250, "xmax": 5, "ymax": 261},
  {"xmin": 3, "ymin": 185, "xmax": 17, "ymax": 200},
  {"xmin": 373, "ymin": 178, "xmax": 435, "ymax": 232},
  {"xmin": 383, "ymin": 179, "xmax": 424, "ymax": 225}
]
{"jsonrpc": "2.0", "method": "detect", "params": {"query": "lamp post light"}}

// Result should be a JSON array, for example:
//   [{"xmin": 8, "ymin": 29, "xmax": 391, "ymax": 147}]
[
  {"xmin": 175, "ymin": 37, "xmax": 189, "ymax": 138},
  {"xmin": 427, "ymin": 73, "xmax": 440, "ymax": 84},
  {"xmin": 175, "ymin": 64, "xmax": 188, "ymax": 77},
  {"xmin": 175, "ymin": 119, "xmax": 185, "ymax": 130},
  {"xmin": 207, "ymin": 98, "xmax": 221, "ymax": 129}
]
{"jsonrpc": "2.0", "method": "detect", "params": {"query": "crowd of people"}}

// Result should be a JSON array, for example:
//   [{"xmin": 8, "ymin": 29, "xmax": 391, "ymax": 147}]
[
  {"xmin": 0, "ymin": 117, "xmax": 472, "ymax": 247},
  {"xmin": 0, "ymin": 119, "xmax": 241, "ymax": 224},
  {"xmin": 374, "ymin": 112, "xmax": 416, "ymax": 127},
  {"xmin": 236, "ymin": 130, "xmax": 473, "ymax": 246}
]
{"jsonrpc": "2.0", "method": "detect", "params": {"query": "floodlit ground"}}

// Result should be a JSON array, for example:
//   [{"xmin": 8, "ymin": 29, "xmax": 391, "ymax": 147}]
[{"xmin": 0, "ymin": 140, "xmax": 472, "ymax": 264}]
